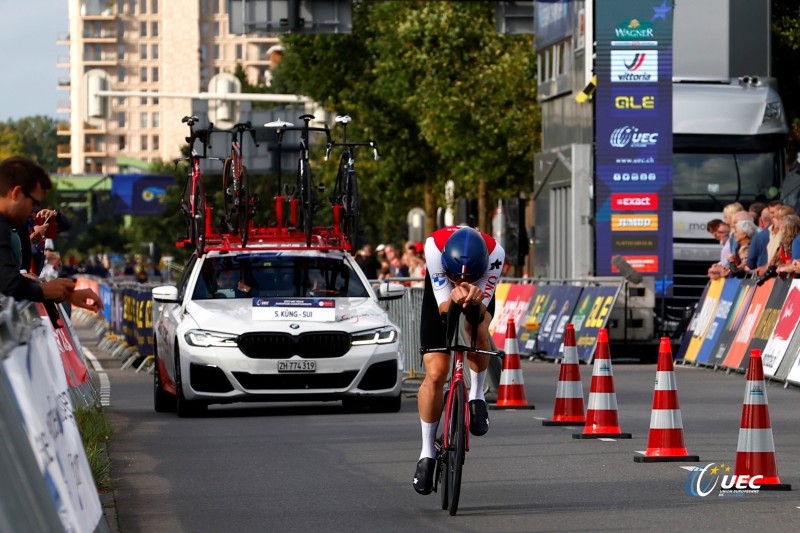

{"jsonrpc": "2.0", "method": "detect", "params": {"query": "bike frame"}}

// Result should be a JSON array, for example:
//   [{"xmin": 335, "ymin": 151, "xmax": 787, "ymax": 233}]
[{"xmin": 443, "ymin": 347, "xmax": 470, "ymax": 452}]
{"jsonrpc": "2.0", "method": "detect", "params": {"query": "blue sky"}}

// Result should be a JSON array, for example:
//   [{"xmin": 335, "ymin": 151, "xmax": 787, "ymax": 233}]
[{"xmin": 0, "ymin": 0, "xmax": 70, "ymax": 121}]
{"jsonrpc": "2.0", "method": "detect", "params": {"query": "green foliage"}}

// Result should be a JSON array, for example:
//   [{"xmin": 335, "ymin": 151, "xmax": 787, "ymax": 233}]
[
  {"xmin": 772, "ymin": 1, "xmax": 800, "ymax": 153},
  {"xmin": 75, "ymin": 406, "xmax": 116, "ymax": 493},
  {"xmin": 0, "ymin": 116, "xmax": 58, "ymax": 172},
  {"xmin": 277, "ymin": 0, "xmax": 538, "ymax": 242}
]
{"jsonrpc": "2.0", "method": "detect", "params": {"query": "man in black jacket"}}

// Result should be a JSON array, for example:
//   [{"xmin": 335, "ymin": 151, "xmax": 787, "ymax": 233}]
[{"xmin": 0, "ymin": 156, "xmax": 101, "ymax": 311}]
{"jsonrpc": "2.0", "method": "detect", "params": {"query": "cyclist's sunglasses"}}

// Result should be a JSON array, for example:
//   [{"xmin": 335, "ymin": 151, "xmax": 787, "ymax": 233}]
[{"xmin": 445, "ymin": 271, "xmax": 477, "ymax": 285}]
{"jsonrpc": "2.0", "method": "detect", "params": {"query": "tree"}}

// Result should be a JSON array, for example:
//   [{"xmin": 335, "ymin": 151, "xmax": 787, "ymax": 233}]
[
  {"xmin": 772, "ymin": 1, "xmax": 800, "ymax": 156},
  {"xmin": 276, "ymin": 1, "xmax": 538, "ymax": 242},
  {"xmin": 0, "ymin": 116, "xmax": 58, "ymax": 171}
]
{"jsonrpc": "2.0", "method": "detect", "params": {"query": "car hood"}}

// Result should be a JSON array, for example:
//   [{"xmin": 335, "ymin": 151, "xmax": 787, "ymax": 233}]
[{"xmin": 185, "ymin": 298, "xmax": 392, "ymax": 334}]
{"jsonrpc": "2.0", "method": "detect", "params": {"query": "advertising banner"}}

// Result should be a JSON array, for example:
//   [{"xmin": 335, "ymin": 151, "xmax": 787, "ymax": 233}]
[
  {"xmin": 490, "ymin": 283, "xmax": 536, "ymax": 347},
  {"xmin": 2, "ymin": 323, "xmax": 103, "ymax": 532},
  {"xmin": 488, "ymin": 283, "xmax": 512, "ymax": 340},
  {"xmin": 710, "ymin": 279, "xmax": 757, "ymax": 365},
  {"xmin": 736, "ymin": 277, "xmax": 791, "ymax": 372},
  {"xmin": 570, "ymin": 285, "xmax": 620, "ymax": 362},
  {"xmin": 721, "ymin": 278, "xmax": 776, "ymax": 369},
  {"xmin": 595, "ymin": 1, "xmax": 673, "ymax": 296},
  {"xmin": 681, "ymin": 278, "xmax": 724, "ymax": 363},
  {"xmin": 35, "ymin": 303, "xmax": 89, "ymax": 387},
  {"xmin": 694, "ymin": 278, "xmax": 741, "ymax": 365},
  {"xmin": 518, "ymin": 285, "xmax": 558, "ymax": 356},
  {"xmin": 675, "ymin": 282, "xmax": 710, "ymax": 360},
  {"xmin": 110, "ymin": 173, "xmax": 173, "ymax": 215},
  {"xmin": 762, "ymin": 279, "xmax": 800, "ymax": 377},
  {"xmin": 537, "ymin": 285, "xmax": 584, "ymax": 357}
]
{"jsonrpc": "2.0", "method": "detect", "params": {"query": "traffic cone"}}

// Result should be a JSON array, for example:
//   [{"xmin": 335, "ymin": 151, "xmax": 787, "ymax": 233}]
[
  {"xmin": 491, "ymin": 318, "xmax": 535, "ymax": 410},
  {"xmin": 734, "ymin": 349, "xmax": 791, "ymax": 490},
  {"xmin": 543, "ymin": 324, "xmax": 585, "ymax": 426},
  {"xmin": 573, "ymin": 328, "xmax": 631, "ymax": 439},
  {"xmin": 634, "ymin": 337, "xmax": 699, "ymax": 462}
]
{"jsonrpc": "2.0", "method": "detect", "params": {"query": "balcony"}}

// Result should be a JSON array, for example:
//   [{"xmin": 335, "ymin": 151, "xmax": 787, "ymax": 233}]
[
  {"xmin": 57, "ymin": 100, "xmax": 71, "ymax": 113},
  {"xmin": 57, "ymin": 144, "xmax": 71, "ymax": 158},
  {"xmin": 56, "ymin": 31, "xmax": 70, "ymax": 45},
  {"xmin": 80, "ymin": 0, "xmax": 116, "ymax": 19},
  {"xmin": 83, "ymin": 29, "xmax": 118, "ymax": 42},
  {"xmin": 57, "ymin": 55, "xmax": 70, "ymax": 68},
  {"xmin": 56, "ymin": 122, "xmax": 70, "ymax": 136},
  {"xmin": 57, "ymin": 77, "xmax": 71, "ymax": 89},
  {"xmin": 84, "ymin": 121, "xmax": 107, "ymax": 134},
  {"xmin": 84, "ymin": 142, "xmax": 107, "ymax": 157},
  {"xmin": 83, "ymin": 52, "xmax": 118, "ymax": 66}
]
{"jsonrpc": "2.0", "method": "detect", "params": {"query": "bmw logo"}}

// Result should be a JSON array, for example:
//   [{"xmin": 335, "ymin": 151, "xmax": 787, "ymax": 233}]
[{"xmin": 289, "ymin": 323, "xmax": 300, "ymax": 329}]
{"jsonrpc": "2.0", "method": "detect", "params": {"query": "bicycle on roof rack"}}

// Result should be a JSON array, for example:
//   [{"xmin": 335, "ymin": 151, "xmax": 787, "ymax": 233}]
[
  {"xmin": 325, "ymin": 115, "xmax": 379, "ymax": 251},
  {"xmin": 265, "ymin": 114, "xmax": 331, "ymax": 247},
  {"xmin": 218, "ymin": 121, "xmax": 259, "ymax": 246},
  {"xmin": 174, "ymin": 115, "xmax": 222, "ymax": 258}
]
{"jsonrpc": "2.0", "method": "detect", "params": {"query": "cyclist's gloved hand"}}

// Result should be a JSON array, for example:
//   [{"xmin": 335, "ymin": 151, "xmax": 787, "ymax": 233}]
[{"xmin": 450, "ymin": 282, "xmax": 483, "ymax": 309}]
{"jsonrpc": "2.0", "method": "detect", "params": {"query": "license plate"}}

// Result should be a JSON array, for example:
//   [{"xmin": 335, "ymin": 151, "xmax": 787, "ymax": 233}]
[{"xmin": 277, "ymin": 360, "xmax": 316, "ymax": 372}]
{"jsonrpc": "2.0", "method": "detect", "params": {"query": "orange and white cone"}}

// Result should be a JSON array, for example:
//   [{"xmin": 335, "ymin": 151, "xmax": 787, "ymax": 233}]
[
  {"xmin": 635, "ymin": 337, "xmax": 699, "ymax": 462},
  {"xmin": 734, "ymin": 349, "xmax": 791, "ymax": 490},
  {"xmin": 573, "ymin": 328, "xmax": 631, "ymax": 439},
  {"xmin": 543, "ymin": 323, "xmax": 585, "ymax": 426},
  {"xmin": 492, "ymin": 318, "xmax": 534, "ymax": 409}
]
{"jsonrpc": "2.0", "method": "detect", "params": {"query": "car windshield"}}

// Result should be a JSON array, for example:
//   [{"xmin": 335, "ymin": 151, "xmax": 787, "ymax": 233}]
[{"xmin": 192, "ymin": 253, "xmax": 370, "ymax": 300}]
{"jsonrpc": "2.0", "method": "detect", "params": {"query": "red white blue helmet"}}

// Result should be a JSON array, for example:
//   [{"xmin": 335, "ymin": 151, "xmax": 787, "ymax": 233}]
[{"xmin": 442, "ymin": 227, "xmax": 488, "ymax": 282}]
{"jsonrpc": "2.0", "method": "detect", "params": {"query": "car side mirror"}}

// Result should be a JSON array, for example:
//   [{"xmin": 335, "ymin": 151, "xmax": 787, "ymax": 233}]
[
  {"xmin": 377, "ymin": 281, "xmax": 405, "ymax": 301},
  {"xmin": 152, "ymin": 285, "xmax": 181, "ymax": 303}
]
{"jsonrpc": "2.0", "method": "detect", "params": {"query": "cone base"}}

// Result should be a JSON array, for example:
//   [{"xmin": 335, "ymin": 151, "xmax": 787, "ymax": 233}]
[
  {"xmin": 573, "ymin": 432, "xmax": 632, "ymax": 439},
  {"xmin": 757, "ymin": 483, "xmax": 792, "ymax": 491},
  {"xmin": 490, "ymin": 403, "xmax": 535, "ymax": 410},
  {"xmin": 634, "ymin": 454, "xmax": 700, "ymax": 463},
  {"xmin": 543, "ymin": 419, "xmax": 584, "ymax": 426}
]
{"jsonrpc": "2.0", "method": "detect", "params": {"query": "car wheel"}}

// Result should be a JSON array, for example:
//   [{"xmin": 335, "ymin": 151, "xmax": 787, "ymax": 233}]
[
  {"xmin": 175, "ymin": 351, "xmax": 207, "ymax": 418},
  {"xmin": 153, "ymin": 354, "xmax": 175, "ymax": 413}
]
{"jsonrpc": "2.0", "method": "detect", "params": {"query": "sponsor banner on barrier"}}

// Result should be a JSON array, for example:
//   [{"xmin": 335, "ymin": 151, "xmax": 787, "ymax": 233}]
[
  {"xmin": 681, "ymin": 279, "xmax": 724, "ymax": 363},
  {"xmin": 721, "ymin": 278, "xmax": 775, "ymax": 369},
  {"xmin": 762, "ymin": 279, "xmax": 800, "ymax": 377},
  {"xmin": 487, "ymin": 284, "xmax": 512, "ymax": 339},
  {"xmin": 570, "ymin": 285, "xmax": 620, "ymax": 362},
  {"xmin": 710, "ymin": 279, "xmax": 757, "ymax": 364},
  {"xmin": 694, "ymin": 279, "xmax": 742, "ymax": 365},
  {"xmin": 675, "ymin": 283, "xmax": 710, "ymax": 360},
  {"xmin": 2, "ymin": 323, "xmax": 103, "ymax": 532},
  {"xmin": 490, "ymin": 284, "xmax": 536, "ymax": 347},
  {"xmin": 35, "ymin": 303, "xmax": 89, "ymax": 387},
  {"xmin": 99, "ymin": 283, "xmax": 113, "ymax": 323},
  {"xmin": 784, "ymin": 331, "xmax": 800, "ymax": 384},
  {"xmin": 518, "ymin": 285, "xmax": 558, "ymax": 356},
  {"xmin": 537, "ymin": 285, "xmax": 583, "ymax": 357},
  {"xmin": 737, "ymin": 278, "xmax": 791, "ymax": 371}
]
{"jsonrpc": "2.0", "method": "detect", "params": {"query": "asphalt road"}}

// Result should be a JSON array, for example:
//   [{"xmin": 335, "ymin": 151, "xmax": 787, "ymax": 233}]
[{"xmin": 81, "ymin": 328, "xmax": 800, "ymax": 533}]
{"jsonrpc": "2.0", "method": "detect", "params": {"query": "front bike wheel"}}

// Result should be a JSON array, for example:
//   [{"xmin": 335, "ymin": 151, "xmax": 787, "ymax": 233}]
[
  {"xmin": 446, "ymin": 380, "xmax": 466, "ymax": 516},
  {"xmin": 237, "ymin": 166, "xmax": 251, "ymax": 245},
  {"xmin": 221, "ymin": 157, "xmax": 234, "ymax": 234},
  {"xmin": 193, "ymin": 179, "xmax": 206, "ymax": 257}
]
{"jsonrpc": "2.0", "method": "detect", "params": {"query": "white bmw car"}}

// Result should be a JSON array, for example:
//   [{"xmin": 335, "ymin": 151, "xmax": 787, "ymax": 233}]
[{"xmin": 152, "ymin": 247, "xmax": 404, "ymax": 417}]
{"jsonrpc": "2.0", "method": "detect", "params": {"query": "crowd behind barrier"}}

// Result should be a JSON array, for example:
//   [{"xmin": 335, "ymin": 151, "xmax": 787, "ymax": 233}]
[
  {"xmin": 0, "ymin": 297, "xmax": 108, "ymax": 533},
  {"xmin": 677, "ymin": 276, "xmax": 800, "ymax": 387}
]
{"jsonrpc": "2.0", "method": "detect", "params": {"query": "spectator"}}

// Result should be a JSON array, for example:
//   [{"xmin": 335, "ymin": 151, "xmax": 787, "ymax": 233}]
[
  {"xmin": 759, "ymin": 206, "xmax": 773, "ymax": 230},
  {"xmin": 773, "ymin": 214, "xmax": 800, "ymax": 271},
  {"xmin": 767, "ymin": 205, "xmax": 796, "ymax": 266},
  {"xmin": 385, "ymin": 244, "xmax": 409, "ymax": 278},
  {"xmin": 0, "ymin": 156, "xmax": 102, "ymax": 312},
  {"xmin": 747, "ymin": 204, "xmax": 780, "ymax": 276},
  {"xmin": 727, "ymin": 219, "xmax": 758, "ymax": 278},
  {"xmin": 749, "ymin": 202, "xmax": 766, "ymax": 228},
  {"xmin": 355, "ymin": 244, "xmax": 381, "ymax": 280}
]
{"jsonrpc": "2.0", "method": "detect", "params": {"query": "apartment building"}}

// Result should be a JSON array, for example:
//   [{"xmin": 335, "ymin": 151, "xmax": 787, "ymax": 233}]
[{"xmin": 57, "ymin": 0, "xmax": 280, "ymax": 174}]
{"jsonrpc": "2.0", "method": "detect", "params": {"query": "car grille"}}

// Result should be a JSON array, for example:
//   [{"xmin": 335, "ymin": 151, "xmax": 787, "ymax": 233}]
[
  {"xmin": 238, "ymin": 332, "xmax": 352, "ymax": 359},
  {"xmin": 232, "ymin": 371, "xmax": 359, "ymax": 390}
]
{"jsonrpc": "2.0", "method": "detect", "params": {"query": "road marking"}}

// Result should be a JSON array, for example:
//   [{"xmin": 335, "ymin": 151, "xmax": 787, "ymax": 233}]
[
  {"xmin": 83, "ymin": 348, "xmax": 110, "ymax": 407},
  {"xmin": 598, "ymin": 438, "xmax": 616, "ymax": 442},
  {"xmin": 533, "ymin": 416, "xmax": 546, "ymax": 420}
]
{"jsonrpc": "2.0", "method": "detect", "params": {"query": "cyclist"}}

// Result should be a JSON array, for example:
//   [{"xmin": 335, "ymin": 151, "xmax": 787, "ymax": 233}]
[{"xmin": 413, "ymin": 226, "xmax": 505, "ymax": 495}]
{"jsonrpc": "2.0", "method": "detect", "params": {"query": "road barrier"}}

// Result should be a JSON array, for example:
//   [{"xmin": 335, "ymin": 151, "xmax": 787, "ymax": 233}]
[{"xmin": 0, "ymin": 297, "xmax": 108, "ymax": 532}]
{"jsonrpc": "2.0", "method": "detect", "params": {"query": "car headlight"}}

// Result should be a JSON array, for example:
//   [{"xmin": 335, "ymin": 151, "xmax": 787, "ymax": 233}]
[
  {"xmin": 351, "ymin": 327, "xmax": 398, "ymax": 345},
  {"xmin": 185, "ymin": 330, "xmax": 239, "ymax": 348},
  {"xmin": 763, "ymin": 101, "xmax": 782, "ymax": 122}
]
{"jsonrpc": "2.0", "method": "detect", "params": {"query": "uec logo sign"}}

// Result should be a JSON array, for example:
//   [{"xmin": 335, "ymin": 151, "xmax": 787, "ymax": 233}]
[{"xmin": 685, "ymin": 463, "xmax": 762, "ymax": 497}]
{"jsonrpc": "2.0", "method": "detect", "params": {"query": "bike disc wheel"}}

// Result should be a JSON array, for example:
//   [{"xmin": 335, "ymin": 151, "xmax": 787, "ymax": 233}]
[
  {"xmin": 193, "ymin": 179, "xmax": 206, "ymax": 257},
  {"xmin": 447, "ymin": 381, "xmax": 466, "ymax": 516},
  {"xmin": 221, "ymin": 157, "xmax": 234, "ymax": 233},
  {"xmin": 344, "ymin": 171, "xmax": 359, "ymax": 251},
  {"xmin": 237, "ymin": 166, "xmax": 251, "ymax": 245},
  {"xmin": 439, "ymin": 443, "xmax": 449, "ymax": 510}
]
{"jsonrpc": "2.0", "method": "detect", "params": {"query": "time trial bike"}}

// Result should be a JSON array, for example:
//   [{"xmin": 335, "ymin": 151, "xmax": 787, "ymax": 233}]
[
  {"xmin": 219, "ymin": 122, "xmax": 259, "ymax": 245},
  {"xmin": 324, "ymin": 115, "xmax": 379, "ymax": 251},
  {"xmin": 421, "ymin": 305, "xmax": 504, "ymax": 516},
  {"xmin": 265, "ymin": 114, "xmax": 331, "ymax": 246}
]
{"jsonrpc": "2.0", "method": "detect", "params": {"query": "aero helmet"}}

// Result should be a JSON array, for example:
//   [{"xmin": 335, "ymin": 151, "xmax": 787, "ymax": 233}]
[{"xmin": 442, "ymin": 227, "xmax": 489, "ymax": 282}]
